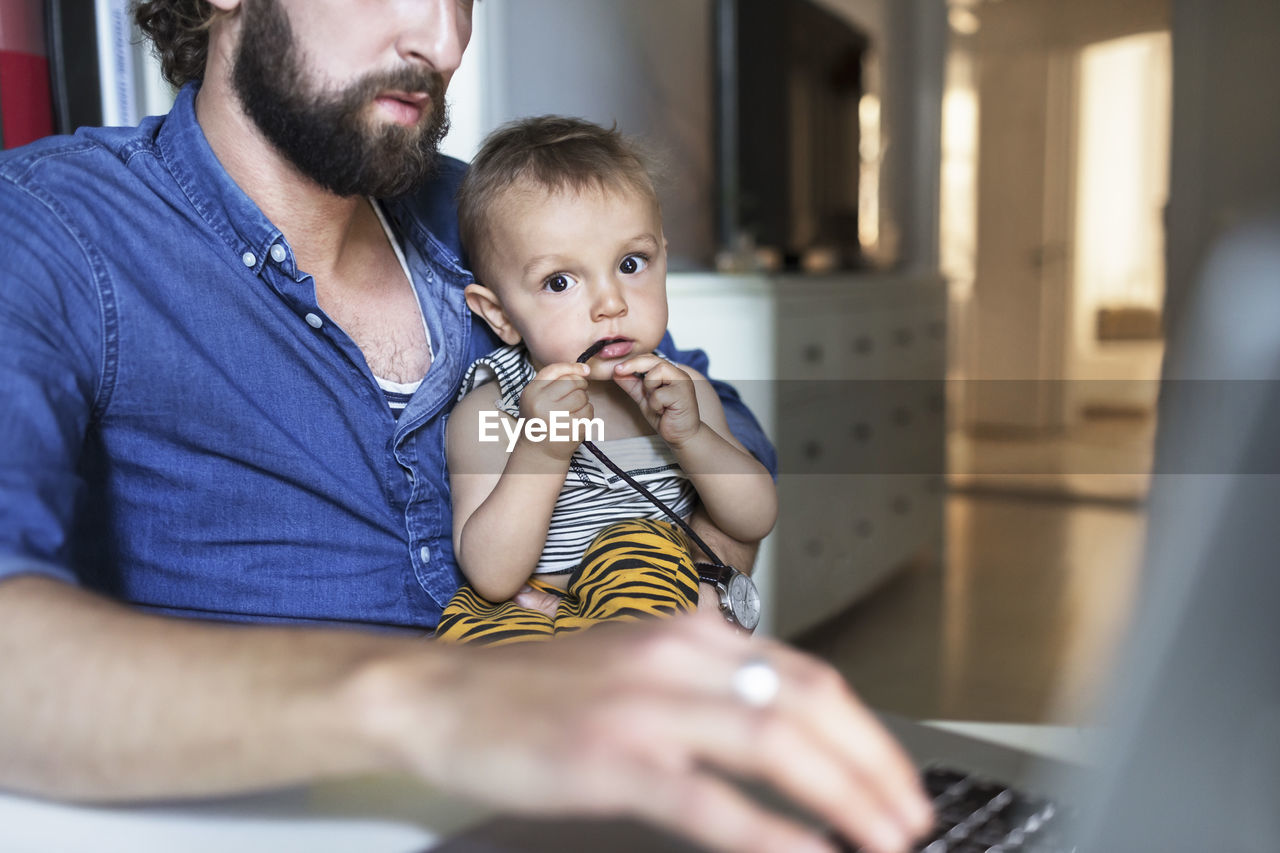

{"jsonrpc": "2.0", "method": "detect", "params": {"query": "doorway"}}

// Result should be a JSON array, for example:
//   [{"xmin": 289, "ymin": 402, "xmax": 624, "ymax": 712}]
[{"xmin": 943, "ymin": 0, "xmax": 1171, "ymax": 503}]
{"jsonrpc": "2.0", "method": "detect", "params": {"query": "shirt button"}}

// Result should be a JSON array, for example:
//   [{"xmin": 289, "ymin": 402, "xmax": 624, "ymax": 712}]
[
  {"xmin": 419, "ymin": 545, "xmax": 431, "ymax": 563},
  {"xmin": 304, "ymin": 312, "xmax": 323, "ymax": 329},
  {"xmin": 241, "ymin": 251, "xmax": 256, "ymax": 267},
  {"xmin": 270, "ymin": 243, "xmax": 287, "ymax": 263}
]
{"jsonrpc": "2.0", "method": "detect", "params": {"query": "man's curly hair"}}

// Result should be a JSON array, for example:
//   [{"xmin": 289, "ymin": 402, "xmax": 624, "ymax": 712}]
[{"xmin": 134, "ymin": 0, "xmax": 232, "ymax": 87}]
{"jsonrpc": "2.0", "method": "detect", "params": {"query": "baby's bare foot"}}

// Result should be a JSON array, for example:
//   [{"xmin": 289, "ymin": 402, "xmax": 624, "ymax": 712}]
[{"xmin": 512, "ymin": 584, "xmax": 561, "ymax": 618}]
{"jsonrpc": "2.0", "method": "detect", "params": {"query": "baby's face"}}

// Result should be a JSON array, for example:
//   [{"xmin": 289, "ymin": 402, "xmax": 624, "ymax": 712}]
[{"xmin": 480, "ymin": 180, "xmax": 669, "ymax": 379}]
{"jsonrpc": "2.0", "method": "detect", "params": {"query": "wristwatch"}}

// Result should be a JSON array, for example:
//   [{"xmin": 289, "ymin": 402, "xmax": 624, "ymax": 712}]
[{"xmin": 695, "ymin": 563, "xmax": 761, "ymax": 633}]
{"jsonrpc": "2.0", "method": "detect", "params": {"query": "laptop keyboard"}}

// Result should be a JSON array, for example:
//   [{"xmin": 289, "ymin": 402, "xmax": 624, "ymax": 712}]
[{"xmin": 840, "ymin": 766, "xmax": 1075, "ymax": 852}]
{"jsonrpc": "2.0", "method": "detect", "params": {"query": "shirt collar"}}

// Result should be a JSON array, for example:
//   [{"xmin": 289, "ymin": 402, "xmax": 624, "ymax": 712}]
[{"xmin": 156, "ymin": 81, "xmax": 288, "ymax": 277}]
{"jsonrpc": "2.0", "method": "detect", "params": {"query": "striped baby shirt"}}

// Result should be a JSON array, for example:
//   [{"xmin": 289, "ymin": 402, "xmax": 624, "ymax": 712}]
[{"xmin": 456, "ymin": 344, "xmax": 697, "ymax": 574}]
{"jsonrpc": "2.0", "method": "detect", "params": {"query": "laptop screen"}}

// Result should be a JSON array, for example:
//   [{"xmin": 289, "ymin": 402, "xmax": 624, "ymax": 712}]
[{"xmin": 1072, "ymin": 213, "xmax": 1280, "ymax": 851}]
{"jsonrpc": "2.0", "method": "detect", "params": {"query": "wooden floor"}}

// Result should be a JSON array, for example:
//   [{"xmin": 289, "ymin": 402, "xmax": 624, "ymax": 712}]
[
  {"xmin": 948, "ymin": 416, "xmax": 1157, "ymax": 504},
  {"xmin": 796, "ymin": 491, "xmax": 1147, "ymax": 724}
]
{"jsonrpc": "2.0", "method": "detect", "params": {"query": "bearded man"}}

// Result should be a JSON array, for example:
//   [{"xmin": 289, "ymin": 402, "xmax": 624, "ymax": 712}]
[{"xmin": 0, "ymin": 3, "xmax": 931, "ymax": 852}]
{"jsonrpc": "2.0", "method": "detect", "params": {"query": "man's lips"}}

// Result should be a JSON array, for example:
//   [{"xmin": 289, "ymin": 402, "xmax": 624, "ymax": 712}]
[
  {"xmin": 386, "ymin": 90, "xmax": 429, "ymax": 103},
  {"xmin": 374, "ymin": 91, "xmax": 429, "ymax": 125}
]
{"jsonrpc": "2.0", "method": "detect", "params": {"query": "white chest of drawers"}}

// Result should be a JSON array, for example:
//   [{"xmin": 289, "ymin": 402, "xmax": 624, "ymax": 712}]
[{"xmin": 667, "ymin": 271, "xmax": 947, "ymax": 638}]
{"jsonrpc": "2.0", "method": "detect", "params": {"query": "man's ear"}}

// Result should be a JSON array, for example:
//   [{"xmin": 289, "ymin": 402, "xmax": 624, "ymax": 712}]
[{"xmin": 464, "ymin": 284, "xmax": 522, "ymax": 346}]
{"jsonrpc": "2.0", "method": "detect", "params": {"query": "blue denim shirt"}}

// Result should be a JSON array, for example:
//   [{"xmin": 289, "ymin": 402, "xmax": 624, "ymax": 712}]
[{"xmin": 0, "ymin": 83, "xmax": 775, "ymax": 630}]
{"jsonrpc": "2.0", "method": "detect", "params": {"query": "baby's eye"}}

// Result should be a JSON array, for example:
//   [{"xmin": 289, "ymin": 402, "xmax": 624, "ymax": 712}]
[
  {"xmin": 619, "ymin": 254, "xmax": 649, "ymax": 275},
  {"xmin": 543, "ymin": 273, "xmax": 577, "ymax": 293}
]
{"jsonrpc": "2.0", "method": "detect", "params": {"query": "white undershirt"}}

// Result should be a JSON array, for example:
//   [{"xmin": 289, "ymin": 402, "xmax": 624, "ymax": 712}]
[{"xmin": 369, "ymin": 199, "xmax": 430, "ymax": 405}]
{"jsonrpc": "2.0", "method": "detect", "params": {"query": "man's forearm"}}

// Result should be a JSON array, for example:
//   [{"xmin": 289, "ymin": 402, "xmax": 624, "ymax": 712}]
[
  {"xmin": 0, "ymin": 575, "xmax": 427, "ymax": 801},
  {"xmin": 0, "ymin": 576, "xmax": 934, "ymax": 853}
]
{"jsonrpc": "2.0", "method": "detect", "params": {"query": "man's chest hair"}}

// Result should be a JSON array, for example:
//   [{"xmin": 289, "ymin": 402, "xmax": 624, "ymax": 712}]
[
  {"xmin": 341, "ymin": 306, "xmax": 432, "ymax": 385},
  {"xmin": 318, "ymin": 271, "xmax": 431, "ymax": 384}
]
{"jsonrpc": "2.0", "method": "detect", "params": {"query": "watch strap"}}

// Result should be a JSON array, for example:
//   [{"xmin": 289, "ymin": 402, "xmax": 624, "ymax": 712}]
[{"xmin": 695, "ymin": 562, "xmax": 733, "ymax": 587}]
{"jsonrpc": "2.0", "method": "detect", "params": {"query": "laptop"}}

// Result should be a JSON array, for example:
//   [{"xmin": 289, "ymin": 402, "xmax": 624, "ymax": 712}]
[
  {"xmin": 433, "ymin": 214, "xmax": 1280, "ymax": 852},
  {"xmin": 1061, "ymin": 212, "xmax": 1280, "ymax": 851}
]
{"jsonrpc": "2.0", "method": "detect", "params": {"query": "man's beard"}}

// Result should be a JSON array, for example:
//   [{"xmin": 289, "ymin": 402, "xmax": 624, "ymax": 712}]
[{"xmin": 231, "ymin": 0, "xmax": 451, "ymax": 198}]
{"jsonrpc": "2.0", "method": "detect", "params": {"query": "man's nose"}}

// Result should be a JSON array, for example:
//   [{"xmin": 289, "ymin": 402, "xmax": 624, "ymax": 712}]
[
  {"xmin": 395, "ymin": 0, "xmax": 471, "ymax": 78},
  {"xmin": 591, "ymin": 278, "xmax": 628, "ymax": 321}
]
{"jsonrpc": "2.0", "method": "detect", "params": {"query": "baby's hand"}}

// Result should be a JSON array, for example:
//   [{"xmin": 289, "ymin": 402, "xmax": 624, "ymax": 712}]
[
  {"xmin": 519, "ymin": 362, "xmax": 593, "ymax": 461},
  {"xmin": 613, "ymin": 355, "xmax": 702, "ymax": 448}
]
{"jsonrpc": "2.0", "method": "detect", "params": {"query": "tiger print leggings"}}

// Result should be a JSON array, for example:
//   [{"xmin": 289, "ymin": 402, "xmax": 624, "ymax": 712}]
[{"xmin": 434, "ymin": 518, "xmax": 700, "ymax": 646}]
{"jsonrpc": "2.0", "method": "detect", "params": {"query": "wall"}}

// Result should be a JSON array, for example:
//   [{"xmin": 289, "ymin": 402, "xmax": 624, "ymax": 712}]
[
  {"xmin": 815, "ymin": 0, "xmax": 946, "ymax": 272},
  {"xmin": 882, "ymin": 0, "xmax": 947, "ymax": 272},
  {"xmin": 449, "ymin": 0, "xmax": 945, "ymax": 274},
  {"xmin": 462, "ymin": 0, "xmax": 716, "ymax": 270},
  {"xmin": 814, "ymin": 0, "xmax": 886, "ymax": 46},
  {"xmin": 972, "ymin": 0, "xmax": 1169, "ymax": 52}
]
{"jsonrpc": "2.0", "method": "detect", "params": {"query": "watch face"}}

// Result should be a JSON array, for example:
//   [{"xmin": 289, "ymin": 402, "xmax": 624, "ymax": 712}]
[{"xmin": 727, "ymin": 572, "xmax": 761, "ymax": 631}]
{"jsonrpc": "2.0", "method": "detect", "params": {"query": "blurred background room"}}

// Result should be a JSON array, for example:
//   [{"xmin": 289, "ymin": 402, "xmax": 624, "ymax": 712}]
[{"xmin": 4, "ymin": 0, "xmax": 1277, "ymax": 733}]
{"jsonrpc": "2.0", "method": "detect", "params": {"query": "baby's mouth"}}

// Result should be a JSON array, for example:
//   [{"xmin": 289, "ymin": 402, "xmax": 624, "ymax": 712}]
[{"xmin": 577, "ymin": 337, "xmax": 633, "ymax": 363}]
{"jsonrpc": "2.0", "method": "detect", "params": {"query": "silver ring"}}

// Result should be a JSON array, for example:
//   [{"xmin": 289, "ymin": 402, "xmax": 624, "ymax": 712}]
[{"xmin": 731, "ymin": 657, "xmax": 780, "ymax": 708}]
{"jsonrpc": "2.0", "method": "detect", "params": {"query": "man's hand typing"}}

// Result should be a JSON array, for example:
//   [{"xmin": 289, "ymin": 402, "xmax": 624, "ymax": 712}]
[{"xmin": 367, "ymin": 616, "xmax": 934, "ymax": 853}]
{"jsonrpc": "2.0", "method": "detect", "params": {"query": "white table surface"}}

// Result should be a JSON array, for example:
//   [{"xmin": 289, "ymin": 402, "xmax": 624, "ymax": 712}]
[{"xmin": 0, "ymin": 774, "xmax": 492, "ymax": 853}]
